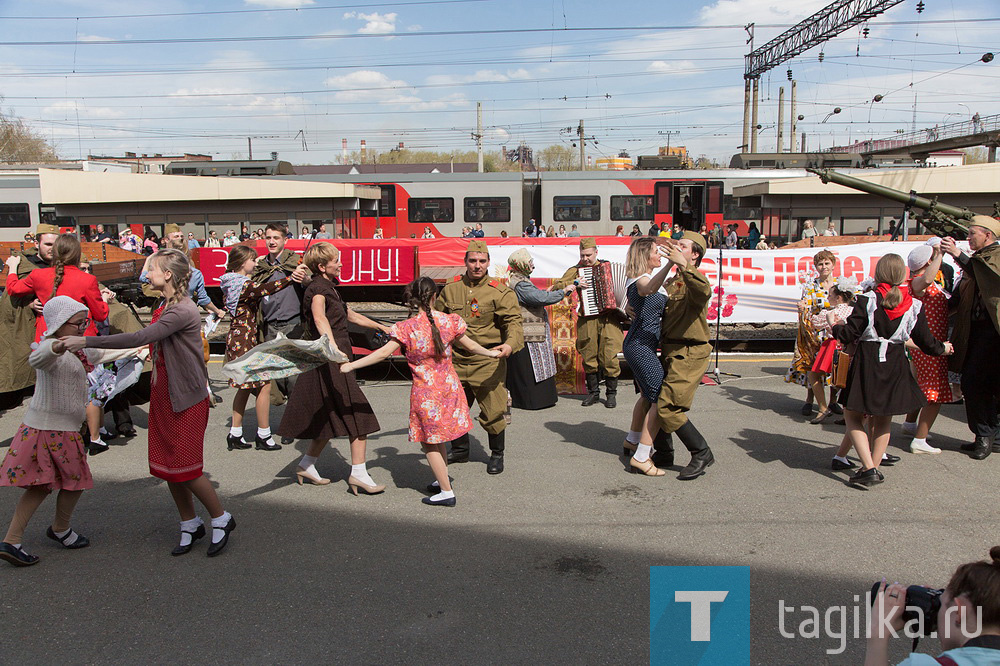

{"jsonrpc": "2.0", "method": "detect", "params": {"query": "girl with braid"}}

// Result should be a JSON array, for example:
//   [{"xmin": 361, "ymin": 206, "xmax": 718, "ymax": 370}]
[
  {"xmin": 342, "ymin": 277, "xmax": 500, "ymax": 507},
  {"xmin": 5, "ymin": 234, "xmax": 109, "ymax": 343},
  {"xmin": 63, "ymin": 250, "xmax": 236, "ymax": 557}
]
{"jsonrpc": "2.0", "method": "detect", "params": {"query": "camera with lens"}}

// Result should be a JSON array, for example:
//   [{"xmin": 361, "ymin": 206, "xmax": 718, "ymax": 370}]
[{"xmin": 870, "ymin": 582, "xmax": 944, "ymax": 636}]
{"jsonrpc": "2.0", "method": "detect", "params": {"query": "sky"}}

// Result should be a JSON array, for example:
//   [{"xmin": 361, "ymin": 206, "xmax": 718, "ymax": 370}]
[{"xmin": 0, "ymin": 0, "xmax": 998, "ymax": 165}]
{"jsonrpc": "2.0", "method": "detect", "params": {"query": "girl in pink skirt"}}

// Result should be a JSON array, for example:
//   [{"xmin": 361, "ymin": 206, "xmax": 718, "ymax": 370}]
[
  {"xmin": 342, "ymin": 277, "xmax": 500, "ymax": 507},
  {"xmin": 0, "ymin": 296, "xmax": 139, "ymax": 567}
]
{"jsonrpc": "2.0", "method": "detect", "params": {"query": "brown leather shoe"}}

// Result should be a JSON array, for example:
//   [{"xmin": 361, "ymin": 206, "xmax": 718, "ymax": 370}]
[{"xmin": 628, "ymin": 457, "xmax": 665, "ymax": 476}]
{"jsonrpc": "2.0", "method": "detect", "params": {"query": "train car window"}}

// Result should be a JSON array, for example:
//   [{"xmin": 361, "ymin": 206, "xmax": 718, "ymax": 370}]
[
  {"xmin": 0, "ymin": 203, "xmax": 31, "ymax": 227},
  {"xmin": 553, "ymin": 196, "xmax": 600, "ymax": 222},
  {"xmin": 408, "ymin": 197, "xmax": 454, "ymax": 223},
  {"xmin": 464, "ymin": 197, "xmax": 511, "ymax": 223},
  {"xmin": 610, "ymin": 195, "xmax": 654, "ymax": 221},
  {"xmin": 723, "ymin": 195, "xmax": 760, "ymax": 222},
  {"xmin": 654, "ymin": 183, "xmax": 673, "ymax": 214}
]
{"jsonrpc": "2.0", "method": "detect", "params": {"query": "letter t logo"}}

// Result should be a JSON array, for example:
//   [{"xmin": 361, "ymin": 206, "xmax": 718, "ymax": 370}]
[{"xmin": 675, "ymin": 591, "xmax": 729, "ymax": 641}]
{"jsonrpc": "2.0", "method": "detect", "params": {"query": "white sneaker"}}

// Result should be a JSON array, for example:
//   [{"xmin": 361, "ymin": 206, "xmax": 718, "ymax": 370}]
[{"xmin": 910, "ymin": 439, "xmax": 942, "ymax": 455}]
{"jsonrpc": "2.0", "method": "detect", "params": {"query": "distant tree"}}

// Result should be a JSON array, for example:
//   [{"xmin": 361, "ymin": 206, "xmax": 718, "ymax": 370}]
[
  {"xmin": 693, "ymin": 155, "xmax": 723, "ymax": 169},
  {"xmin": 0, "ymin": 106, "xmax": 58, "ymax": 162},
  {"xmin": 537, "ymin": 144, "xmax": 579, "ymax": 171},
  {"xmin": 337, "ymin": 147, "xmax": 514, "ymax": 172}
]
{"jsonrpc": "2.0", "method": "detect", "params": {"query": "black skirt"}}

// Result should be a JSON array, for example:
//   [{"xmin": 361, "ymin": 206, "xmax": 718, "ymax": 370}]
[
  {"xmin": 506, "ymin": 346, "xmax": 557, "ymax": 410},
  {"xmin": 838, "ymin": 342, "xmax": 926, "ymax": 416}
]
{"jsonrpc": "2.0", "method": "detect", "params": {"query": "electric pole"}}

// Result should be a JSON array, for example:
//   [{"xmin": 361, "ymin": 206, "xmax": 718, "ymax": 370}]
[
  {"xmin": 578, "ymin": 120, "xmax": 585, "ymax": 170},
  {"xmin": 473, "ymin": 102, "xmax": 484, "ymax": 173}
]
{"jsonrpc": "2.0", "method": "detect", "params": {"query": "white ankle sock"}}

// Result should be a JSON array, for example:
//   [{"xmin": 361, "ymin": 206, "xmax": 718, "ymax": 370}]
[
  {"xmin": 299, "ymin": 454, "xmax": 318, "ymax": 469},
  {"xmin": 626, "ymin": 430, "xmax": 641, "ymax": 444},
  {"xmin": 833, "ymin": 454, "xmax": 850, "ymax": 463},
  {"xmin": 54, "ymin": 527, "xmax": 79, "ymax": 546},
  {"xmin": 430, "ymin": 490, "xmax": 455, "ymax": 501},
  {"xmin": 633, "ymin": 443, "xmax": 652, "ymax": 463},
  {"xmin": 351, "ymin": 463, "xmax": 375, "ymax": 486},
  {"xmin": 229, "ymin": 426, "xmax": 242, "ymax": 438},
  {"xmin": 911, "ymin": 437, "xmax": 927, "ymax": 446},
  {"xmin": 179, "ymin": 517, "xmax": 203, "ymax": 547},
  {"xmin": 210, "ymin": 511, "xmax": 232, "ymax": 544},
  {"xmin": 257, "ymin": 427, "xmax": 271, "ymax": 439}
]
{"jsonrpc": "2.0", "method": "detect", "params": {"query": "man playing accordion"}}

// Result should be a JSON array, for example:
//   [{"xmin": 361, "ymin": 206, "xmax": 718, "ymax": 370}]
[{"xmin": 551, "ymin": 238, "xmax": 625, "ymax": 408}]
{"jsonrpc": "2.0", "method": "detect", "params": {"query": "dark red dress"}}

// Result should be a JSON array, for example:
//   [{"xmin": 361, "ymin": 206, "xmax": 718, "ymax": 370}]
[
  {"xmin": 277, "ymin": 279, "xmax": 379, "ymax": 441},
  {"xmin": 147, "ymin": 306, "xmax": 210, "ymax": 482}
]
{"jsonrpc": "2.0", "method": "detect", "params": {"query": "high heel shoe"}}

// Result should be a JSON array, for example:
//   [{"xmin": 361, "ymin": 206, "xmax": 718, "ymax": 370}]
[
  {"xmin": 295, "ymin": 467, "xmax": 331, "ymax": 486},
  {"xmin": 622, "ymin": 439, "xmax": 638, "ymax": 457},
  {"xmin": 628, "ymin": 457, "xmax": 666, "ymax": 476},
  {"xmin": 227, "ymin": 434, "xmax": 251, "ymax": 451},
  {"xmin": 347, "ymin": 476, "xmax": 386, "ymax": 495}
]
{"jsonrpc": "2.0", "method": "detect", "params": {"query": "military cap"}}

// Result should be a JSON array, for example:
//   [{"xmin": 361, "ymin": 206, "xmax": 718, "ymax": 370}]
[
  {"xmin": 466, "ymin": 239, "xmax": 489, "ymax": 254},
  {"xmin": 681, "ymin": 230, "xmax": 707, "ymax": 252},
  {"xmin": 164, "ymin": 223, "xmax": 181, "ymax": 235},
  {"xmin": 970, "ymin": 215, "xmax": 1000, "ymax": 237},
  {"xmin": 579, "ymin": 237, "xmax": 597, "ymax": 250},
  {"xmin": 35, "ymin": 223, "xmax": 59, "ymax": 236}
]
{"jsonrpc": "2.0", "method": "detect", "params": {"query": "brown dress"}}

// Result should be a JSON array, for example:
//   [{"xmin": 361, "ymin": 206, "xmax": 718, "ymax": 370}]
[
  {"xmin": 225, "ymin": 275, "xmax": 293, "ymax": 390},
  {"xmin": 277, "ymin": 278, "xmax": 380, "ymax": 441}
]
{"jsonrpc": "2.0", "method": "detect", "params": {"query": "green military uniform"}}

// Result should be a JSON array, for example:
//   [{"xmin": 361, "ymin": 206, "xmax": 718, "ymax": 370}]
[
  {"xmin": 657, "ymin": 264, "xmax": 712, "ymax": 432},
  {"xmin": 0, "ymin": 247, "xmax": 47, "ymax": 410},
  {"xmin": 551, "ymin": 263, "xmax": 625, "ymax": 377},
  {"xmin": 655, "ymin": 231, "xmax": 716, "ymax": 480},
  {"xmin": 552, "ymin": 239, "xmax": 625, "ymax": 406},
  {"xmin": 436, "ymin": 272, "xmax": 524, "ymax": 435}
]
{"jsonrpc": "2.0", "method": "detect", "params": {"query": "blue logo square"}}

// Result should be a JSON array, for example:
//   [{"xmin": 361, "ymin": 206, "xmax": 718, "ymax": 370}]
[{"xmin": 650, "ymin": 566, "xmax": 751, "ymax": 665}]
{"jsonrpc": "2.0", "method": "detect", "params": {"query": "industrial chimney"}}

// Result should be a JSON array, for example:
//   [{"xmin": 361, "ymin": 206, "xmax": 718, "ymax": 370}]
[
  {"xmin": 341, "ymin": 138, "xmax": 348, "ymax": 164},
  {"xmin": 360, "ymin": 139, "xmax": 367, "ymax": 163}
]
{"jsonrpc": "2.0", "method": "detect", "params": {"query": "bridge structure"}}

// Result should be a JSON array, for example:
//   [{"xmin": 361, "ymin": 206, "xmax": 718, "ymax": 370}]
[{"xmin": 827, "ymin": 113, "xmax": 1000, "ymax": 162}]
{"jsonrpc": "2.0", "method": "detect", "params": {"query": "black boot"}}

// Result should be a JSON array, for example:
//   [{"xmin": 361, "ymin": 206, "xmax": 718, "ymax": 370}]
[
  {"xmin": 651, "ymin": 429, "xmax": 674, "ymax": 468},
  {"xmin": 675, "ymin": 420, "xmax": 714, "ymax": 480},
  {"xmin": 448, "ymin": 434, "xmax": 470, "ymax": 464},
  {"xmin": 604, "ymin": 376, "xmax": 618, "ymax": 409},
  {"xmin": 487, "ymin": 431, "xmax": 505, "ymax": 475},
  {"xmin": 970, "ymin": 435, "xmax": 994, "ymax": 460},
  {"xmin": 581, "ymin": 373, "xmax": 600, "ymax": 406}
]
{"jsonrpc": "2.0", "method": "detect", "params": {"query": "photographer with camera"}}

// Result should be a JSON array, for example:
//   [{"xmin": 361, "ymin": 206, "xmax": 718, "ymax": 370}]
[{"xmin": 866, "ymin": 546, "xmax": 1000, "ymax": 665}]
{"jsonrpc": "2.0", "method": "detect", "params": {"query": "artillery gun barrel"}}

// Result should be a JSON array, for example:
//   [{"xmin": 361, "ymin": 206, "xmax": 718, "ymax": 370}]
[{"xmin": 806, "ymin": 168, "xmax": 975, "ymax": 221}]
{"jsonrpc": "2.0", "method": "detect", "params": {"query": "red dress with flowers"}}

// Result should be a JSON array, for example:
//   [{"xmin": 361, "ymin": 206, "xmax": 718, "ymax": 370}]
[
  {"xmin": 146, "ymin": 306, "xmax": 209, "ymax": 482},
  {"xmin": 389, "ymin": 311, "xmax": 473, "ymax": 444}
]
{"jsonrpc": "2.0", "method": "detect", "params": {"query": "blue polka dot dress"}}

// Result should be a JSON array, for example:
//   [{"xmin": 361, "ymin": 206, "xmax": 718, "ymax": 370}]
[{"xmin": 623, "ymin": 277, "xmax": 667, "ymax": 402}]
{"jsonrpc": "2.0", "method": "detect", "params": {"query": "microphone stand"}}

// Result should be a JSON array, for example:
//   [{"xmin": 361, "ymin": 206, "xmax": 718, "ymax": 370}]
[{"xmin": 710, "ymin": 237, "xmax": 741, "ymax": 384}]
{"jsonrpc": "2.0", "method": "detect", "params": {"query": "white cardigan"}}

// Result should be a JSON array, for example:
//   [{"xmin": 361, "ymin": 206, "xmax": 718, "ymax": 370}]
[{"xmin": 23, "ymin": 339, "xmax": 140, "ymax": 432}]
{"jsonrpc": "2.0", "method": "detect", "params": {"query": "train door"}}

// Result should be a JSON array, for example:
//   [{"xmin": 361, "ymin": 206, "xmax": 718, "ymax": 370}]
[
  {"xmin": 701, "ymin": 181, "xmax": 724, "ymax": 233},
  {"xmin": 653, "ymin": 182, "xmax": 674, "ymax": 231}
]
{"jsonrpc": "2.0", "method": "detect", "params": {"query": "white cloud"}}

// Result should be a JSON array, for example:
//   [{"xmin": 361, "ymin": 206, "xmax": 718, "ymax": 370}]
[
  {"xmin": 342, "ymin": 11, "xmax": 397, "ymax": 35},
  {"xmin": 425, "ymin": 69, "xmax": 531, "ymax": 86},
  {"xmin": 244, "ymin": 0, "xmax": 314, "ymax": 8},
  {"xmin": 77, "ymin": 34, "xmax": 114, "ymax": 42},
  {"xmin": 324, "ymin": 70, "xmax": 411, "ymax": 102},
  {"xmin": 698, "ymin": 0, "xmax": 830, "ymax": 28},
  {"xmin": 41, "ymin": 101, "xmax": 126, "ymax": 119},
  {"xmin": 647, "ymin": 60, "xmax": 699, "ymax": 75}
]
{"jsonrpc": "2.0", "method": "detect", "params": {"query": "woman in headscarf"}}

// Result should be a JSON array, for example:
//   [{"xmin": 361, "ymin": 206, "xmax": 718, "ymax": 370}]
[{"xmin": 505, "ymin": 249, "xmax": 578, "ymax": 409}]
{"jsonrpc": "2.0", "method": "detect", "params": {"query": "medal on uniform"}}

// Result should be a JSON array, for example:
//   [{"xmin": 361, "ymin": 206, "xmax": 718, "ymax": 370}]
[{"xmin": 470, "ymin": 298, "xmax": 480, "ymax": 317}]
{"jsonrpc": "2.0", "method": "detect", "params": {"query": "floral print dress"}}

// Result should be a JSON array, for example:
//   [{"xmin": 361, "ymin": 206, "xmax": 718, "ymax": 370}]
[{"xmin": 389, "ymin": 311, "xmax": 473, "ymax": 444}]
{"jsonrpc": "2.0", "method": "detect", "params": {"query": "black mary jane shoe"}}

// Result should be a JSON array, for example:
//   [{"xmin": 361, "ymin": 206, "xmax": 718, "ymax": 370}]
[
  {"xmin": 170, "ymin": 523, "xmax": 206, "ymax": 557},
  {"xmin": 207, "ymin": 517, "xmax": 236, "ymax": 557},
  {"xmin": 88, "ymin": 440, "xmax": 110, "ymax": 456},
  {"xmin": 426, "ymin": 480, "xmax": 454, "ymax": 493},
  {"xmin": 880, "ymin": 453, "xmax": 901, "ymax": 466},
  {"xmin": 45, "ymin": 526, "xmax": 90, "ymax": 549},
  {"xmin": 422, "ymin": 495, "xmax": 457, "ymax": 507},
  {"xmin": 227, "ymin": 434, "xmax": 252, "ymax": 451},
  {"xmin": 831, "ymin": 457, "xmax": 856, "ymax": 471},
  {"xmin": 848, "ymin": 467, "xmax": 884, "ymax": 488},
  {"xmin": 0, "ymin": 542, "xmax": 39, "ymax": 567},
  {"xmin": 254, "ymin": 436, "xmax": 282, "ymax": 452}
]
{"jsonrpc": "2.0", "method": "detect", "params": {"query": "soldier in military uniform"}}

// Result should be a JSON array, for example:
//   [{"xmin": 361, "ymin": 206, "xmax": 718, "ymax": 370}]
[
  {"xmin": 0, "ymin": 223, "xmax": 58, "ymax": 411},
  {"xmin": 551, "ymin": 238, "xmax": 625, "ymax": 407},
  {"xmin": 435, "ymin": 240, "xmax": 524, "ymax": 474},
  {"xmin": 653, "ymin": 232, "xmax": 716, "ymax": 480}
]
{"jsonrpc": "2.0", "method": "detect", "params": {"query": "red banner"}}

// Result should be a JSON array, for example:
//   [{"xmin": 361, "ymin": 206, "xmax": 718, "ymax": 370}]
[{"xmin": 194, "ymin": 241, "xmax": 419, "ymax": 287}]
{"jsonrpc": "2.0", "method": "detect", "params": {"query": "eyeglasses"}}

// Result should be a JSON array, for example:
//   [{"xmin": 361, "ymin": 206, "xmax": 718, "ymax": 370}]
[
  {"xmin": 79, "ymin": 265, "xmax": 91, "ymax": 273},
  {"xmin": 68, "ymin": 317, "xmax": 91, "ymax": 329}
]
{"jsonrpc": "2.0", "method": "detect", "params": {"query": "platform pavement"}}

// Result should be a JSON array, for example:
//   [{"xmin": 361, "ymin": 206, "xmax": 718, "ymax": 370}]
[{"xmin": 0, "ymin": 355, "xmax": 995, "ymax": 665}]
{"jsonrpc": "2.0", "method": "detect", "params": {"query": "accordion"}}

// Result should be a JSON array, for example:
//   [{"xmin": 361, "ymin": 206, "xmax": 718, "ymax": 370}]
[{"xmin": 578, "ymin": 261, "xmax": 628, "ymax": 317}]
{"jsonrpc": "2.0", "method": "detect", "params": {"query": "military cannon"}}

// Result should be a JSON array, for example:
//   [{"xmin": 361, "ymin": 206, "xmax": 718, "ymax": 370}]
[{"xmin": 806, "ymin": 167, "xmax": 991, "ymax": 238}]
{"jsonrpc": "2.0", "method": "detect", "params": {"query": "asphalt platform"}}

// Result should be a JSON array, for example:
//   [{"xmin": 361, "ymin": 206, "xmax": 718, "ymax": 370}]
[{"xmin": 0, "ymin": 354, "xmax": 995, "ymax": 664}]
